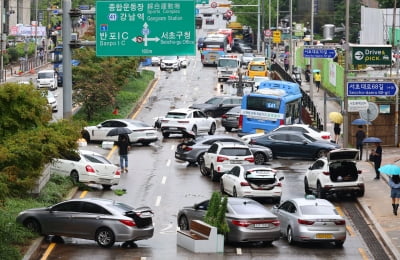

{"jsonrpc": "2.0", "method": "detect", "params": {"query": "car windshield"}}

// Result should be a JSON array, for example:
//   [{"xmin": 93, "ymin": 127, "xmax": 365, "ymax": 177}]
[
  {"xmin": 230, "ymin": 203, "xmax": 266, "ymax": 215},
  {"xmin": 38, "ymin": 72, "xmax": 53, "ymax": 79},
  {"xmin": 218, "ymin": 59, "xmax": 238, "ymax": 67},
  {"xmin": 300, "ymin": 205, "xmax": 338, "ymax": 215}
]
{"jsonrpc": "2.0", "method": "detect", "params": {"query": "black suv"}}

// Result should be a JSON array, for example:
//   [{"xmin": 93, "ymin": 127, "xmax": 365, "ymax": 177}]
[{"xmin": 189, "ymin": 96, "xmax": 242, "ymax": 118}]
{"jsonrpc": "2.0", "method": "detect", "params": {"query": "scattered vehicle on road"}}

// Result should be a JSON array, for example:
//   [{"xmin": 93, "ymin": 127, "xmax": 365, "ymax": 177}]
[
  {"xmin": 160, "ymin": 56, "xmax": 181, "ymax": 71},
  {"xmin": 151, "ymin": 56, "xmax": 161, "ymax": 66},
  {"xmin": 220, "ymin": 164, "xmax": 284, "ymax": 202},
  {"xmin": 36, "ymin": 69, "xmax": 58, "ymax": 91},
  {"xmin": 272, "ymin": 196, "xmax": 346, "ymax": 247},
  {"xmin": 50, "ymin": 150, "xmax": 120, "ymax": 189},
  {"xmin": 177, "ymin": 197, "xmax": 281, "ymax": 245},
  {"xmin": 221, "ymin": 106, "xmax": 241, "ymax": 132},
  {"xmin": 189, "ymin": 95, "xmax": 242, "ymax": 118},
  {"xmin": 216, "ymin": 55, "xmax": 241, "ymax": 82},
  {"xmin": 304, "ymin": 148, "xmax": 364, "ymax": 198},
  {"xmin": 160, "ymin": 108, "xmax": 216, "ymax": 138},
  {"xmin": 272, "ymin": 124, "xmax": 331, "ymax": 141},
  {"xmin": 16, "ymin": 198, "xmax": 154, "ymax": 248}
]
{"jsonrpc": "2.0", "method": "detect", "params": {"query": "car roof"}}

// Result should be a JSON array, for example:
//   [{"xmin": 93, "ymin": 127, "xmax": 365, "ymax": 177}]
[
  {"xmin": 167, "ymin": 108, "xmax": 198, "ymax": 113},
  {"xmin": 215, "ymin": 141, "xmax": 249, "ymax": 148},
  {"xmin": 289, "ymin": 197, "xmax": 334, "ymax": 207}
]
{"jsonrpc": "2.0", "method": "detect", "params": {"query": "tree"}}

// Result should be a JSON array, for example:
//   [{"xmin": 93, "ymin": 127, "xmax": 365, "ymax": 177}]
[{"xmin": 204, "ymin": 192, "xmax": 230, "ymax": 235}]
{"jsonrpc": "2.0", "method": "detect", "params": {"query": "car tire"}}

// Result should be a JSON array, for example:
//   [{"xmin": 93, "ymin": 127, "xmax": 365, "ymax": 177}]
[
  {"xmin": 82, "ymin": 131, "xmax": 90, "ymax": 142},
  {"xmin": 304, "ymin": 177, "xmax": 312, "ymax": 194},
  {"xmin": 102, "ymin": 184, "xmax": 112, "ymax": 190},
  {"xmin": 208, "ymin": 123, "xmax": 216, "ymax": 135},
  {"xmin": 178, "ymin": 215, "xmax": 189, "ymax": 230},
  {"xmin": 220, "ymin": 180, "xmax": 225, "ymax": 194},
  {"xmin": 200, "ymin": 160, "xmax": 210, "ymax": 176},
  {"xmin": 210, "ymin": 165, "xmax": 219, "ymax": 182},
  {"xmin": 317, "ymin": 182, "xmax": 326, "ymax": 199},
  {"xmin": 254, "ymin": 152, "xmax": 266, "ymax": 165},
  {"xmin": 224, "ymin": 127, "xmax": 232, "ymax": 132},
  {"xmin": 70, "ymin": 171, "xmax": 79, "ymax": 184},
  {"xmin": 334, "ymin": 240, "xmax": 345, "ymax": 247},
  {"xmin": 287, "ymin": 226, "xmax": 295, "ymax": 245},
  {"xmin": 263, "ymin": 241, "xmax": 273, "ymax": 246},
  {"xmin": 197, "ymin": 153, "xmax": 205, "ymax": 166},
  {"xmin": 141, "ymin": 141, "xmax": 150, "ymax": 146},
  {"xmin": 358, "ymin": 187, "xmax": 365, "ymax": 197},
  {"xmin": 95, "ymin": 227, "xmax": 115, "ymax": 248},
  {"xmin": 232, "ymin": 187, "xmax": 238, "ymax": 197},
  {"xmin": 192, "ymin": 126, "xmax": 198, "ymax": 136},
  {"xmin": 316, "ymin": 149, "xmax": 328, "ymax": 159},
  {"xmin": 162, "ymin": 132, "xmax": 170, "ymax": 138},
  {"xmin": 23, "ymin": 218, "xmax": 41, "ymax": 234}
]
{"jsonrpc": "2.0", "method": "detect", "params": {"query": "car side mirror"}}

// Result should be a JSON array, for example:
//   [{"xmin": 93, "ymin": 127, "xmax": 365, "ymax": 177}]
[{"xmin": 96, "ymin": 124, "xmax": 102, "ymax": 128}]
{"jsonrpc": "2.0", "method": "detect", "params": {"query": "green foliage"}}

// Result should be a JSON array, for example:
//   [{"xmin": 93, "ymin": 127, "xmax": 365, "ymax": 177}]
[
  {"xmin": 6, "ymin": 47, "xmax": 18, "ymax": 63},
  {"xmin": 204, "ymin": 192, "xmax": 230, "ymax": 235}
]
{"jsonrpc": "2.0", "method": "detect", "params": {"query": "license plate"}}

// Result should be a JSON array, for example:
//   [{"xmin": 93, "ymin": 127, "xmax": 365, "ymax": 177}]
[
  {"xmin": 169, "ymin": 127, "xmax": 177, "ymax": 130},
  {"xmin": 256, "ymin": 129, "xmax": 265, "ymax": 134},
  {"xmin": 146, "ymin": 133, "xmax": 154, "ymax": 136},
  {"xmin": 254, "ymin": 223, "xmax": 269, "ymax": 228},
  {"xmin": 316, "ymin": 233, "xmax": 333, "ymax": 239},
  {"xmin": 230, "ymin": 160, "xmax": 242, "ymax": 164}
]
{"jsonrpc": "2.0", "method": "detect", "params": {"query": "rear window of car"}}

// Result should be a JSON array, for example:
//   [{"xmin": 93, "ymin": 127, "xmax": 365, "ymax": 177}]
[
  {"xmin": 84, "ymin": 154, "xmax": 112, "ymax": 164},
  {"xmin": 166, "ymin": 112, "xmax": 186, "ymax": 119},
  {"xmin": 246, "ymin": 170, "xmax": 275, "ymax": 179},
  {"xmin": 300, "ymin": 205, "xmax": 338, "ymax": 215},
  {"xmin": 230, "ymin": 203, "xmax": 267, "ymax": 215},
  {"xmin": 220, "ymin": 148, "xmax": 251, "ymax": 156}
]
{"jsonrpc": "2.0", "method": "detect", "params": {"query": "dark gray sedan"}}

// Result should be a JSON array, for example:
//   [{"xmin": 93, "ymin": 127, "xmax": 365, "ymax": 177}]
[
  {"xmin": 16, "ymin": 198, "xmax": 154, "ymax": 248},
  {"xmin": 221, "ymin": 106, "xmax": 241, "ymax": 132},
  {"xmin": 175, "ymin": 134, "xmax": 273, "ymax": 166},
  {"xmin": 177, "ymin": 197, "xmax": 281, "ymax": 245}
]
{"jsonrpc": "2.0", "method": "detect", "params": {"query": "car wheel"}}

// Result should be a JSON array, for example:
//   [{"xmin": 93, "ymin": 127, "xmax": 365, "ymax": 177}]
[
  {"xmin": 263, "ymin": 241, "xmax": 273, "ymax": 246},
  {"xmin": 162, "ymin": 132, "xmax": 170, "ymax": 138},
  {"xmin": 23, "ymin": 218, "xmax": 41, "ymax": 234},
  {"xmin": 232, "ymin": 187, "xmax": 238, "ymax": 197},
  {"xmin": 224, "ymin": 127, "xmax": 232, "ymax": 132},
  {"xmin": 141, "ymin": 141, "xmax": 150, "ymax": 146},
  {"xmin": 317, "ymin": 182, "xmax": 326, "ymax": 199},
  {"xmin": 208, "ymin": 123, "xmax": 216, "ymax": 135},
  {"xmin": 200, "ymin": 160, "xmax": 209, "ymax": 176},
  {"xmin": 95, "ymin": 227, "xmax": 115, "ymax": 248},
  {"xmin": 70, "ymin": 171, "xmax": 79, "ymax": 184},
  {"xmin": 220, "ymin": 180, "xmax": 225, "ymax": 194},
  {"xmin": 210, "ymin": 165, "xmax": 219, "ymax": 182},
  {"xmin": 334, "ymin": 240, "xmax": 345, "ymax": 247},
  {"xmin": 316, "ymin": 149, "xmax": 328, "ymax": 159},
  {"xmin": 102, "ymin": 184, "xmax": 112, "ymax": 190},
  {"xmin": 191, "ymin": 126, "xmax": 197, "ymax": 136},
  {"xmin": 358, "ymin": 187, "xmax": 365, "ymax": 197},
  {"xmin": 254, "ymin": 152, "xmax": 266, "ymax": 165},
  {"xmin": 178, "ymin": 215, "xmax": 189, "ymax": 230},
  {"xmin": 304, "ymin": 177, "xmax": 312, "ymax": 194},
  {"xmin": 273, "ymin": 197, "xmax": 281, "ymax": 204},
  {"xmin": 197, "ymin": 153, "xmax": 205, "ymax": 166},
  {"xmin": 287, "ymin": 226, "xmax": 295, "ymax": 245},
  {"xmin": 82, "ymin": 131, "xmax": 90, "ymax": 142}
]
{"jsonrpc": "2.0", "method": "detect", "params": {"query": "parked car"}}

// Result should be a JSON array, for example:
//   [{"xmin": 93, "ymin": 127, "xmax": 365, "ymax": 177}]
[
  {"xmin": 178, "ymin": 56, "xmax": 189, "ymax": 68},
  {"xmin": 177, "ymin": 197, "xmax": 281, "ymax": 245},
  {"xmin": 249, "ymin": 131, "xmax": 340, "ymax": 160},
  {"xmin": 40, "ymin": 90, "xmax": 58, "ymax": 112},
  {"xmin": 200, "ymin": 142, "xmax": 255, "ymax": 181},
  {"xmin": 304, "ymin": 148, "xmax": 364, "ymax": 198},
  {"xmin": 160, "ymin": 108, "xmax": 216, "ymax": 138},
  {"xmin": 237, "ymin": 43, "xmax": 253, "ymax": 54},
  {"xmin": 16, "ymin": 198, "xmax": 154, "ymax": 248},
  {"xmin": 151, "ymin": 56, "xmax": 161, "ymax": 66},
  {"xmin": 81, "ymin": 119, "xmax": 158, "ymax": 145},
  {"xmin": 241, "ymin": 53, "xmax": 255, "ymax": 66},
  {"xmin": 220, "ymin": 164, "xmax": 284, "ymax": 202},
  {"xmin": 221, "ymin": 106, "xmax": 241, "ymax": 132},
  {"xmin": 175, "ymin": 134, "xmax": 273, "ymax": 166},
  {"xmin": 189, "ymin": 95, "xmax": 242, "ymax": 118},
  {"xmin": 160, "ymin": 56, "xmax": 181, "ymax": 71},
  {"xmin": 272, "ymin": 124, "xmax": 331, "ymax": 141},
  {"xmin": 50, "ymin": 150, "xmax": 121, "ymax": 189},
  {"xmin": 272, "ymin": 196, "xmax": 346, "ymax": 247}
]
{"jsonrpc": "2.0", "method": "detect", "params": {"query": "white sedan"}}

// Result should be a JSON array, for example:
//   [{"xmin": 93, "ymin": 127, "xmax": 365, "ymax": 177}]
[
  {"xmin": 82, "ymin": 119, "xmax": 158, "ymax": 145},
  {"xmin": 272, "ymin": 124, "xmax": 332, "ymax": 141},
  {"xmin": 220, "ymin": 164, "xmax": 284, "ymax": 203},
  {"xmin": 50, "ymin": 150, "xmax": 121, "ymax": 190}
]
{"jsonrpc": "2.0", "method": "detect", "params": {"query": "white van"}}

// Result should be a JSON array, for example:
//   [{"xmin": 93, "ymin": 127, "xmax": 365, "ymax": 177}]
[{"xmin": 37, "ymin": 70, "xmax": 58, "ymax": 90}]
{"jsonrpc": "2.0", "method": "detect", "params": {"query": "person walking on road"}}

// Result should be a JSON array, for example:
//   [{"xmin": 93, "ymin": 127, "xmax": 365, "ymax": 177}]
[
  {"xmin": 117, "ymin": 134, "xmax": 130, "ymax": 173},
  {"xmin": 314, "ymin": 71, "xmax": 321, "ymax": 92},
  {"xmin": 355, "ymin": 126, "xmax": 366, "ymax": 160},
  {"xmin": 370, "ymin": 142, "xmax": 382, "ymax": 180},
  {"xmin": 389, "ymin": 175, "xmax": 400, "ymax": 215}
]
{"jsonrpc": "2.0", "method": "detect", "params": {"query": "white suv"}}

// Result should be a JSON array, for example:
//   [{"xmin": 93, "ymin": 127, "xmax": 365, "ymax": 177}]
[
  {"xmin": 37, "ymin": 69, "xmax": 58, "ymax": 90},
  {"xmin": 160, "ymin": 108, "xmax": 216, "ymax": 138},
  {"xmin": 304, "ymin": 148, "xmax": 364, "ymax": 199},
  {"xmin": 200, "ymin": 142, "xmax": 255, "ymax": 182}
]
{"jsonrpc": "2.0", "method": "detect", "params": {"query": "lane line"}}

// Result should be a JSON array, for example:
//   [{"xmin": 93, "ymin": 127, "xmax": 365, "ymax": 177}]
[
  {"xmin": 155, "ymin": 196, "xmax": 161, "ymax": 207},
  {"xmin": 161, "ymin": 176, "xmax": 167, "ymax": 184},
  {"xmin": 166, "ymin": 159, "xmax": 171, "ymax": 167},
  {"xmin": 236, "ymin": 248, "xmax": 242, "ymax": 255},
  {"xmin": 358, "ymin": 247, "xmax": 370, "ymax": 260},
  {"xmin": 39, "ymin": 243, "xmax": 56, "ymax": 260}
]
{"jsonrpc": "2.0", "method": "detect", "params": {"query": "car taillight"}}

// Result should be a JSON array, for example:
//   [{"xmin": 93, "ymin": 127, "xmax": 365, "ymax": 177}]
[
  {"xmin": 358, "ymin": 170, "xmax": 362, "ymax": 174},
  {"xmin": 119, "ymin": 219, "xmax": 136, "ymax": 227},
  {"xmin": 217, "ymin": 156, "xmax": 229, "ymax": 162},
  {"xmin": 276, "ymin": 182, "xmax": 282, "ymax": 187},
  {"xmin": 271, "ymin": 219, "xmax": 280, "ymax": 226},
  {"xmin": 85, "ymin": 165, "xmax": 95, "ymax": 173},
  {"xmin": 182, "ymin": 146, "xmax": 193, "ymax": 151},
  {"xmin": 245, "ymin": 157, "xmax": 254, "ymax": 163},
  {"xmin": 321, "ymin": 135, "xmax": 330, "ymax": 139},
  {"xmin": 322, "ymin": 171, "xmax": 330, "ymax": 176},
  {"xmin": 240, "ymin": 181, "xmax": 249, "ymax": 186},
  {"xmin": 334, "ymin": 220, "xmax": 346, "ymax": 225},
  {"xmin": 238, "ymin": 115, "xmax": 243, "ymax": 129},
  {"xmin": 279, "ymin": 119, "xmax": 284, "ymax": 125},
  {"xmin": 298, "ymin": 219, "xmax": 315, "ymax": 225},
  {"xmin": 115, "ymin": 169, "xmax": 121, "ymax": 176},
  {"xmin": 231, "ymin": 220, "xmax": 251, "ymax": 227},
  {"xmin": 161, "ymin": 119, "xmax": 169, "ymax": 123},
  {"xmin": 178, "ymin": 120, "xmax": 190, "ymax": 124},
  {"xmin": 221, "ymin": 114, "xmax": 228, "ymax": 119}
]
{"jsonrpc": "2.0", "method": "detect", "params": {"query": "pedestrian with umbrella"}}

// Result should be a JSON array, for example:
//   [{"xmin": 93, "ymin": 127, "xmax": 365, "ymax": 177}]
[
  {"xmin": 329, "ymin": 112, "xmax": 343, "ymax": 144},
  {"xmin": 117, "ymin": 134, "xmax": 130, "ymax": 173},
  {"xmin": 379, "ymin": 164, "xmax": 400, "ymax": 215},
  {"xmin": 370, "ymin": 142, "xmax": 382, "ymax": 180}
]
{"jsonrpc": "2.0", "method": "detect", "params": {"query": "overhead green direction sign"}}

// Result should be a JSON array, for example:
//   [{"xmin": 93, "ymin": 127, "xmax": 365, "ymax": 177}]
[
  {"xmin": 351, "ymin": 46, "xmax": 392, "ymax": 65},
  {"xmin": 96, "ymin": 0, "xmax": 196, "ymax": 56}
]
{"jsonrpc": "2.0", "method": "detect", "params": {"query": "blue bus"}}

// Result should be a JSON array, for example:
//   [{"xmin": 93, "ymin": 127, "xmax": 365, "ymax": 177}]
[
  {"xmin": 239, "ymin": 80, "xmax": 303, "ymax": 134},
  {"xmin": 51, "ymin": 45, "xmax": 80, "ymax": 86},
  {"xmin": 200, "ymin": 33, "xmax": 228, "ymax": 66}
]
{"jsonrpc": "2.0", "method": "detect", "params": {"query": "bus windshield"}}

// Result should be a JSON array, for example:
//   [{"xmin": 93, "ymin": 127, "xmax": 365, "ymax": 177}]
[{"xmin": 247, "ymin": 96, "xmax": 280, "ymax": 113}]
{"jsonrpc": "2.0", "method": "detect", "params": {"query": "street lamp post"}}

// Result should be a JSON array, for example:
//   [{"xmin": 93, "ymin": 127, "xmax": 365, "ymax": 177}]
[{"xmin": 0, "ymin": 0, "xmax": 4, "ymax": 82}]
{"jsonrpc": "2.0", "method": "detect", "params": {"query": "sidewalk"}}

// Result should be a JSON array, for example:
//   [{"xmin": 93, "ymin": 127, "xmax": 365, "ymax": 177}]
[{"xmin": 303, "ymin": 78, "xmax": 400, "ymax": 259}]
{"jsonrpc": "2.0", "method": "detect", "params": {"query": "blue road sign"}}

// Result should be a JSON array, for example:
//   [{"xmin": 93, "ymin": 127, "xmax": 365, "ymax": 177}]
[
  {"xmin": 303, "ymin": 48, "xmax": 337, "ymax": 58},
  {"xmin": 347, "ymin": 81, "xmax": 398, "ymax": 96}
]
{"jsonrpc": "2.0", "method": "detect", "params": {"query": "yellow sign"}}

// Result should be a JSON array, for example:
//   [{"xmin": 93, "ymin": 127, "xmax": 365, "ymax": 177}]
[
  {"xmin": 218, "ymin": 4, "xmax": 231, "ymax": 7},
  {"xmin": 273, "ymin": 31, "xmax": 281, "ymax": 43}
]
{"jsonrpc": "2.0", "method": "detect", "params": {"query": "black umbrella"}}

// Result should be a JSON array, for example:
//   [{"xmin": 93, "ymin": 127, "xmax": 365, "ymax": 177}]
[{"xmin": 106, "ymin": 127, "xmax": 132, "ymax": 137}]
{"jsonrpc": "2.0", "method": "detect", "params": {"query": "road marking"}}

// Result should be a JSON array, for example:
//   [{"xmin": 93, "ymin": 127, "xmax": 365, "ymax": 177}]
[
  {"xmin": 171, "ymin": 144, "xmax": 175, "ymax": 150},
  {"xmin": 358, "ymin": 247, "xmax": 370, "ymax": 260},
  {"xmin": 166, "ymin": 159, "xmax": 171, "ymax": 167},
  {"xmin": 335, "ymin": 205, "xmax": 355, "ymax": 236},
  {"xmin": 161, "ymin": 176, "xmax": 167, "ymax": 184},
  {"xmin": 236, "ymin": 247, "xmax": 242, "ymax": 255},
  {"xmin": 40, "ymin": 242, "xmax": 56, "ymax": 260},
  {"xmin": 155, "ymin": 195, "xmax": 161, "ymax": 207},
  {"xmin": 80, "ymin": 190, "xmax": 88, "ymax": 198}
]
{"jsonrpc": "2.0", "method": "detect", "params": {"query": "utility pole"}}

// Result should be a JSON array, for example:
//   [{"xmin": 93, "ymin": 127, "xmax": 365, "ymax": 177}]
[
  {"xmin": 343, "ymin": 0, "xmax": 350, "ymax": 148},
  {"xmin": 0, "ymin": 0, "xmax": 4, "ymax": 82},
  {"xmin": 62, "ymin": 0, "xmax": 73, "ymax": 119}
]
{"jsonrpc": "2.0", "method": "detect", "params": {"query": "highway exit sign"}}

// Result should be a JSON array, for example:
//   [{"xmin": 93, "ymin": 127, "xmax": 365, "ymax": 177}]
[
  {"xmin": 351, "ymin": 45, "xmax": 392, "ymax": 65},
  {"xmin": 96, "ymin": 0, "xmax": 196, "ymax": 56}
]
